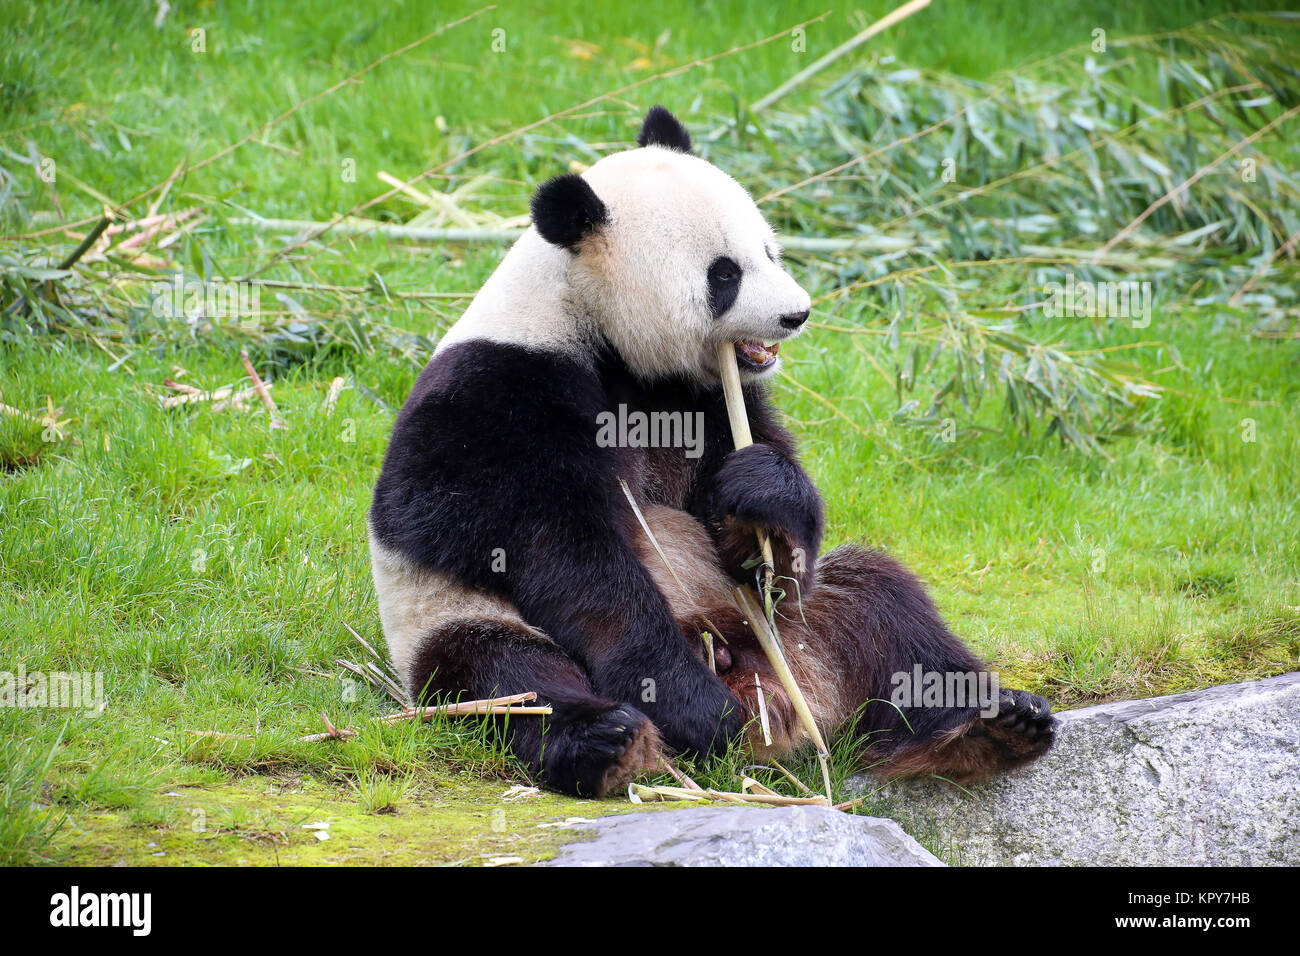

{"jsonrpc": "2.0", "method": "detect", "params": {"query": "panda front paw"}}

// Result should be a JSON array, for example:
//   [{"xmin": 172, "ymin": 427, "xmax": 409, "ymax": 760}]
[
  {"xmin": 649, "ymin": 677, "xmax": 746, "ymax": 760},
  {"xmin": 541, "ymin": 703, "xmax": 661, "ymax": 797},
  {"xmin": 710, "ymin": 443, "xmax": 823, "ymax": 549}
]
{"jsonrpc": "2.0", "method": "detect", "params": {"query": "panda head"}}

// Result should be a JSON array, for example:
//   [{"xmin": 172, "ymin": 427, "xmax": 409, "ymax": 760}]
[{"xmin": 529, "ymin": 106, "xmax": 811, "ymax": 385}]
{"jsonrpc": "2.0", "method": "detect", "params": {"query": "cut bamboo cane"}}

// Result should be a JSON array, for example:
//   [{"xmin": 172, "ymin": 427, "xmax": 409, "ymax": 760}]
[
  {"xmin": 378, "ymin": 692, "xmax": 552, "ymax": 723},
  {"xmin": 734, "ymin": 585, "xmax": 834, "ymax": 801},
  {"xmin": 657, "ymin": 754, "xmax": 705, "ymax": 792},
  {"xmin": 716, "ymin": 341, "xmax": 835, "ymax": 802}
]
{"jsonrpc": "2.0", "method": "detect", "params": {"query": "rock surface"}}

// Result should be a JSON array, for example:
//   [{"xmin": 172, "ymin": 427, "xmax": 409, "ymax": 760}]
[
  {"xmin": 849, "ymin": 672, "xmax": 1300, "ymax": 866},
  {"xmin": 545, "ymin": 805, "xmax": 944, "ymax": 867}
]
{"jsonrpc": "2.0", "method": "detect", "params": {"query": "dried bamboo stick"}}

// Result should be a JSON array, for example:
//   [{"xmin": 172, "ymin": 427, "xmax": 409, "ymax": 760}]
[
  {"xmin": 378, "ymin": 692, "xmax": 552, "ymax": 723},
  {"xmin": 734, "ymin": 585, "xmax": 834, "ymax": 801},
  {"xmin": 770, "ymin": 758, "xmax": 816, "ymax": 796},
  {"xmin": 629, "ymin": 782, "xmax": 829, "ymax": 806},
  {"xmin": 188, "ymin": 692, "xmax": 551, "ymax": 749},
  {"xmin": 239, "ymin": 349, "xmax": 286, "ymax": 429},
  {"xmin": 658, "ymin": 754, "xmax": 705, "ymax": 792}
]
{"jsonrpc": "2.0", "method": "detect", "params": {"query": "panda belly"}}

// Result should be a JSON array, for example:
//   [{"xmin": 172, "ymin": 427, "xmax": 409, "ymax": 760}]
[{"xmin": 625, "ymin": 503, "xmax": 849, "ymax": 756}]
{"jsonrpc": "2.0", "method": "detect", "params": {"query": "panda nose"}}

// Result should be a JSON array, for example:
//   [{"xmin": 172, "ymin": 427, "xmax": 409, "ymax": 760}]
[{"xmin": 779, "ymin": 310, "xmax": 809, "ymax": 330}]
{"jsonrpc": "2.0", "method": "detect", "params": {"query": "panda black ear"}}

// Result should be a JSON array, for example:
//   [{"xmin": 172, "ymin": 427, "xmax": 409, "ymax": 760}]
[
  {"xmin": 637, "ymin": 105, "xmax": 693, "ymax": 153},
  {"xmin": 530, "ymin": 173, "xmax": 609, "ymax": 251}
]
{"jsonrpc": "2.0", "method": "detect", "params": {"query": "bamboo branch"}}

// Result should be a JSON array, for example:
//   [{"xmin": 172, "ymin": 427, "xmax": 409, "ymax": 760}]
[
  {"xmin": 1095, "ymin": 101, "xmax": 1300, "ymax": 258},
  {"xmin": 56, "ymin": 210, "xmax": 114, "ymax": 270},
  {"xmin": 658, "ymin": 754, "xmax": 704, "ymax": 792},
  {"xmin": 238, "ymin": 12, "xmax": 828, "ymax": 279},
  {"xmin": 770, "ymin": 759, "xmax": 816, "ymax": 796},
  {"xmin": 750, "ymin": 0, "xmax": 932, "ymax": 114}
]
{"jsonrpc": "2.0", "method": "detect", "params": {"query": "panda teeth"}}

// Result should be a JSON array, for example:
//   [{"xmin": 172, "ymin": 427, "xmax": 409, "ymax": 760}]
[{"xmin": 735, "ymin": 339, "xmax": 780, "ymax": 368}]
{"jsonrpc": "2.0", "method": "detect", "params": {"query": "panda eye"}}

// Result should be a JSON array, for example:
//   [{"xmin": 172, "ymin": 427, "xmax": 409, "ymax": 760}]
[
  {"xmin": 708, "ymin": 257, "xmax": 741, "ymax": 285},
  {"xmin": 707, "ymin": 256, "xmax": 742, "ymax": 319}
]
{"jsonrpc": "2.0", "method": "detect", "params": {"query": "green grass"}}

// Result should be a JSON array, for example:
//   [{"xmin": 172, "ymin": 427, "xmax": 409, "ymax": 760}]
[{"xmin": 2, "ymin": 0, "xmax": 1298, "ymax": 865}]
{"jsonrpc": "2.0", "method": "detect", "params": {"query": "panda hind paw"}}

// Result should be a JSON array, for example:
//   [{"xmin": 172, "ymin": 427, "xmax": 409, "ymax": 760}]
[{"xmin": 976, "ymin": 687, "xmax": 1056, "ymax": 763}]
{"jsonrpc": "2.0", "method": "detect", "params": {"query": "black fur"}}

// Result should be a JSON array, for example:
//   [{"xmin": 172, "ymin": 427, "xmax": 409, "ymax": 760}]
[
  {"xmin": 709, "ymin": 443, "xmax": 823, "ymax": 552},
  {"xmin": 636, "ymin": 104, "xmax": 693, "ymax": 153},
  {"xmin": 707, "ymin": 256, "xmax": 742, "ymax": 318},
  {"xmin": 408, "ymin": 617, "xmax": 654, "ymax": 796},
  {"xmin": 530, "ymin": 174, "xmax": 609, "ymax": 251},
  {"xmin": 370, "ymin": 341, "xmax": 743, "ymax": 760}
]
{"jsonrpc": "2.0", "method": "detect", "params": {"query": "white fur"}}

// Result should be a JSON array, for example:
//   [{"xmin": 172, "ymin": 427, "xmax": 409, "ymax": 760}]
[
  {"xmin": 435, "ymin": 230, "xmax": 596, "ymax": 358},
  {"xmin": 436, "ymin": 143, "xmax": 811, "ymax": 383},
  {"xmin": 369, "ymin": 527, "xmax": 552, "ymax": 695}
]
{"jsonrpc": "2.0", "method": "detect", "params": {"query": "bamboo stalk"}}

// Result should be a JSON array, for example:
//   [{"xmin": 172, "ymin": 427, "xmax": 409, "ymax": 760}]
[
  {"xmin": 770, "ymin": 758, "xmax": 816, "ymax": 796},
  {"xmin": 750, "ymin": 0, "xmax": 932, "ymax": 114},
  {"xmin": 716, "ymin": 340, "xmax": 835, "ymax": 802},
  {"xmin": 734, "ymin": 586, "xmax": 834, "ymax": 801},
  {"xmin": 233, "ymin": 215, "xmax": 1179, "ymax": 270},
  {"xmin": 715, "ymin": 341, "xmax": 776, "ymax": 606},
  {"xmin": 658, "ymin": 754, "xmax": 705, "ymax": 792},
  {"xmin": 187, "ymin": 692, "xmax": 550, "ymax": 749},
  {"xmin": 754, "ymin": 672, "xmax": 773, "ymax": 747}
]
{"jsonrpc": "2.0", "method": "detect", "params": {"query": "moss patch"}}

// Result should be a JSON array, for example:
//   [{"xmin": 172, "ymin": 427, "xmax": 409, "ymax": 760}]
[{"xmin": 53, "ymin": 772, "xmax": 646, "ymax": 866}]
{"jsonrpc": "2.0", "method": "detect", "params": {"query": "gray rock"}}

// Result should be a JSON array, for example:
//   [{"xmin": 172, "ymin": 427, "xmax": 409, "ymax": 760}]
[
  {"xmin": 848, "ymin": 672, "xmax": 1300, "ymax": 866},
  {"xmin": 545, "ymin": 805, "xmax": 944, "ymax": 867}
]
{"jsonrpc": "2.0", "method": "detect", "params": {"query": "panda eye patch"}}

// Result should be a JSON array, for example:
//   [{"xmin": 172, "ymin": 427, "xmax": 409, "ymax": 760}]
[{"xmin": 707, "ymin": 256, "xmax": 742, "ymax": 318}]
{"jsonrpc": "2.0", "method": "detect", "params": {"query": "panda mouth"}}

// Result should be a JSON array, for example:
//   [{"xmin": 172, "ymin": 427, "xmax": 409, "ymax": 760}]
[{"xmin": 734, "ymin": 339, "xmax": 780, "ymax": 370}]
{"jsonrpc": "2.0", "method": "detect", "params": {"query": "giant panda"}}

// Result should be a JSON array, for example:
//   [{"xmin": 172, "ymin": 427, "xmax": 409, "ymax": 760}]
[{"xmin": 369, "ymin": 106, "xmax": 1055, "ymax": 797}]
